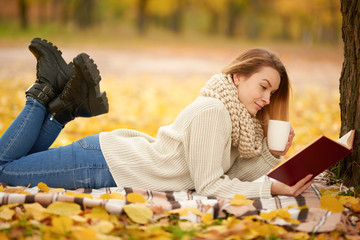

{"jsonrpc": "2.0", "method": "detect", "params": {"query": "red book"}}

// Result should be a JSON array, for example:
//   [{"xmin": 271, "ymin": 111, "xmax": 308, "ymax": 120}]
[{"xmin": 267, "ymin": 130, "xmax": 355, "ymax": 186}]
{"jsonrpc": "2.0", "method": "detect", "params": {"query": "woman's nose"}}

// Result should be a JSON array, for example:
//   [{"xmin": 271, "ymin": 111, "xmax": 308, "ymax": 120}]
[{"xmin": 263, "ymin": 93, "xmax": 271, "ymax": 105}]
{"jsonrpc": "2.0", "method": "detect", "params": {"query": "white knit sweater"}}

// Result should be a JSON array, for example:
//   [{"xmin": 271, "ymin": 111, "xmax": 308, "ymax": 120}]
[{"xmin": 99, "ymin": 96, "xmax": 281, "ymax": 199}]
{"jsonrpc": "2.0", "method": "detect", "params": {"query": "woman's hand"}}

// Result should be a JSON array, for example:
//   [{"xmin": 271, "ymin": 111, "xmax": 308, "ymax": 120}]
[
  {"xmin": 269, "ymin": 127, "xmax": 295, "ymax": 156},
  {"xmin": 271, "ymin": 174, "xmax": 314, "ymax": 196}
]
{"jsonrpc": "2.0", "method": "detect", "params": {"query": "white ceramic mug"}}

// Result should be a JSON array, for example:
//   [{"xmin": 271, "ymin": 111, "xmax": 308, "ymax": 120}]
[{"xmin": 267, "ymin": 120, "xmax": 291, "ymax": 151}]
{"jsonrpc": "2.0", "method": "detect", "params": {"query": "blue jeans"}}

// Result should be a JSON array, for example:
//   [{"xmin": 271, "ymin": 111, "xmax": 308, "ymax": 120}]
[{"xmin": 0, "ymin": 97, "xmax": 116, "ymax": 189}]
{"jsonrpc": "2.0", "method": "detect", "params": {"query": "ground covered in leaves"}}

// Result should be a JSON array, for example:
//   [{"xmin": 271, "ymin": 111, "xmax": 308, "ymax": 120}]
[{"xmin": 0, "ymin": 182, "xmax": 360, "ymax": 240}]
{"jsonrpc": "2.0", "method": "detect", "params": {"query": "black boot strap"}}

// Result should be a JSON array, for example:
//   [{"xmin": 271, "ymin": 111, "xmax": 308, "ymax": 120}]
[{"xmin": 25, "ymin": 82, "xmax": 57, "ymax": 106}]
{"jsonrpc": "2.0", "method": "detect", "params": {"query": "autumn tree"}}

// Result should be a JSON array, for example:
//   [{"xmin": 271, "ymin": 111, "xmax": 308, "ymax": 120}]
[
  {"xmin": 74, "ymin": 0, "xmax": 95, "ymax": 28},
  {"xmin": 200, "ymin": 0, "xmax": 224, "ymax": 35},
  {"xmin": 336, "ymin": 0, "xmax": 360, "ymax": 186},
  {"xmin": 18, "ymin": 0, "xmax": 28, "ymax": 29},
  {"xmin": 226, "ymin": 0, "xmax": 247, "ymax": 37},
  {"xmin": 169, "ymin": 0, "xmax": 185, "ymax": 33},
  {"xmin": 136, "ymin": 0, "xmax": 148, "ymax": 34}
]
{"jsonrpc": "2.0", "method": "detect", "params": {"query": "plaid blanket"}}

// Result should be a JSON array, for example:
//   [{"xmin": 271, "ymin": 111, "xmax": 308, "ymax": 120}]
[{"xmin": 0, "ymin": 179, "xmax": 355, "ymax": 234}]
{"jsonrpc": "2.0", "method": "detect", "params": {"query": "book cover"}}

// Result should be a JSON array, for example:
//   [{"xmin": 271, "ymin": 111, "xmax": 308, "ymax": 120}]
[{"xmin": 267, "ymin": 130, "xmax": 355, "ymax": 186}]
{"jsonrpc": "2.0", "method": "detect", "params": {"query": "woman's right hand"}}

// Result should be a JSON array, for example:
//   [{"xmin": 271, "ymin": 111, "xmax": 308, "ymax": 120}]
[{"xmin": 271, "ymin": 174, "xmax": 314, "ymax": 196}]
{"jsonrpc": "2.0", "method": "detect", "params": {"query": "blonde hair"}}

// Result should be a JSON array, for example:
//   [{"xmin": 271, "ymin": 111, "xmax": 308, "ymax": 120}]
[{"xmin": 222, "ymin": 48, "xmax": 291, "ymax": 135}]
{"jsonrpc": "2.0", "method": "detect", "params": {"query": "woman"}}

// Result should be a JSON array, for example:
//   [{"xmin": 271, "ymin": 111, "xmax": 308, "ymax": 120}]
[{"xmin": 0, "ymin": 38, "xmax": 313, "ymax": 199}]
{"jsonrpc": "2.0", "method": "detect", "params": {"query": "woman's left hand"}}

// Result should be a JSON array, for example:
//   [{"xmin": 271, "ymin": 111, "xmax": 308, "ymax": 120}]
[{"xmin": 269, "ymin": 127, "xmax": 295, "ymax": 156}]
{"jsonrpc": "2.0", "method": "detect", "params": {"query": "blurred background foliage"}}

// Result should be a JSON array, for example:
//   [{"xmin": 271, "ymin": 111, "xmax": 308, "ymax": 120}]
[
  {"xmin": 0, "ymin": 0, "xmax": 343, "ymax": 159},
  {"xmin": 0, "ymin": 0, "xmax": 341, "ymax": 44}
]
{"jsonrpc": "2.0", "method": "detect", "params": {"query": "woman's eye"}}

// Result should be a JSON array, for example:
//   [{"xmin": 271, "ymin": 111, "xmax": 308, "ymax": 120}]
[{"xmin": 261, "ymin": 85, "xmax": 267, "ymax": 90}]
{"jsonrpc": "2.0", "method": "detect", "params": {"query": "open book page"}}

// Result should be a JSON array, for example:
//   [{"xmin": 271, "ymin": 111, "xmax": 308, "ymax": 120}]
[{"xmin": 336, "ymin": 130, "xmax": 355, "ymax": 149}]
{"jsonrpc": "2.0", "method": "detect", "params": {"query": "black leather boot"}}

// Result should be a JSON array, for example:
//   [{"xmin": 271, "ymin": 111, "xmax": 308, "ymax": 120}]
[
  {"xmin": 47, "ymin": 53, "xmax": 109, "ymax": 125},
  {"xmin": 26, "ymin": 38, "xmax": 75, "ymax": 106}
]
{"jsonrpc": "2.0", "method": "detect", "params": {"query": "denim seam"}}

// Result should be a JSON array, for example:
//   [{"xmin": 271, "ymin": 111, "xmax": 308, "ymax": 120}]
[
  {"xmin": 78, "ymin": 139, "xmax": 101, "ymax": 150},
  {"xmin": 1, "ymin": 165, "xmax": 110, "ymax": 176},
  {"xmin": 0, "ymin": 101, "xmax": 38, "ymax": 161}
]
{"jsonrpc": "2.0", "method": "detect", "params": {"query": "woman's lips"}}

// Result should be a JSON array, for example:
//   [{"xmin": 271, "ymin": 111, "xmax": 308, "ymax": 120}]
[{"xmin": 255, "ymin": 103, "xmax": 263, "ymax": 110}]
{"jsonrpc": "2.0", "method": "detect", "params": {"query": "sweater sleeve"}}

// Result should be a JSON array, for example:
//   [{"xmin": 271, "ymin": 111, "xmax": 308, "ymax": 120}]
[
  {"xmin": 187, "ymin": 105, "xmax": 276, "ymax": 199},
  {"xmin": 226, "ymin": 139, "xmax": 281, "ymax": 182}
]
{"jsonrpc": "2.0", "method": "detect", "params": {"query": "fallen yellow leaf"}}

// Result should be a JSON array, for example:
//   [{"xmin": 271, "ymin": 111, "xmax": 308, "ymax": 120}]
[
  {"xmin": 260, "ymin": 207, "xmax": 300, "ymax": 225},
  {"xmin": 0, "ymin": 206, "xmax": 14, "ymax": 221},
  {"xmin": 230, "ymin": 194, "xmax": 254, "ymax": 206},
  {"xmin": 85, "ymin": 206, "xmax": 110, "ymax": 221},
  {"xmin": 111, "ymin": 192, "xmax": 126, "ymax": 199},
  {"xmin": 50, "ymin": 215, "xmax": 73, "ymax": 235},
  {"xmin": 350, "ymin": 203, "xmax": 360, "ymax": 212},
  {"xmin": 46, "ymin": 201, "xmax": 82, "ymax": 216},
  {"xmin": 19, "ymin": 190, "xmax": 32, "ymax": 195},
  {"xmin": 202, "ymin": 212, "xmax": 213, "ymax": 225},
  {"xmin": 166, "ymin": 208, "xmax": 189, "ymax": 216},
  {"xmin": 92, "ymin": 220, "xmax": 115, "ymax": 234},
  {"xmin": 99, "ymin": 192, "xmax": 125, "ymax": 200},
  {"xmin": 123, "ymin": 203, "xmax": 153, "ymax": 224},
  {"xmin": 291, "ymin": 231, "xmax": 311, "ymax": 240},
  {"xmin": 72, "ymin": 227, "xmax": 97, "ymax": 240},
  {"xmin": 50, "ymin": 188, "xmax": 65, "ymax": 193},
  {"xmin": 318, "ymin": 195, "xmax": 345, "ymax": 213},
  {"xmin": 276, "ymin": 209, "xmax": 290, "ymax": 219},
  {"xmin": 127, "ymin": 192, "xmax": 146, "ymax": 203},
  {"xmin": 65, "ymin": 191, "xmax": 93, "ymax": 199},
  {"xmin": 38, "ymin": 182, "xmax": 49, "ymax": 192},
  {"xmin": 70, "ymin": 215, "xmax": 87, "ymax": 223},
  {"xmin": 260, "ymin": 211, "xmax": 277, "ymax": 221},
  {"xmin": 23, "ymin": 203, "xmax": 48, "ymax": 221},
  {"xmin": 166, "ymin": 206, "xmax": 202, "ymax": 217},
  {"xmin": 338, "ymin": 196, "xmax": 359, "ymax": 206}
]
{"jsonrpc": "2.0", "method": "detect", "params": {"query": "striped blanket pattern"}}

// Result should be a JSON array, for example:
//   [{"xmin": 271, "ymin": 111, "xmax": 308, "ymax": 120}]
[{"xmin": 0, "ymin": 180, "xmax": 351, "ymax": 233}]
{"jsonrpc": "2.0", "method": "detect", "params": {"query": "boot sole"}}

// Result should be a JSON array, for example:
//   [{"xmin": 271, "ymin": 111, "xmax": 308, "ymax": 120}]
[
  {"xmin": 29, "ymin": 38, "xmax": 75, "ymax": 80},
  {"xmin": 73, "ymin": 53, "xmax": 109, "ymax": 116}
]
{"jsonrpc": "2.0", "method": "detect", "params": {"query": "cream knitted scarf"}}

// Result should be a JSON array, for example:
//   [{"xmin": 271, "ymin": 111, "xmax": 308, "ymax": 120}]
[{"xmin": 200, "ymin": 73, "xmax": 263, "ymax": 158}]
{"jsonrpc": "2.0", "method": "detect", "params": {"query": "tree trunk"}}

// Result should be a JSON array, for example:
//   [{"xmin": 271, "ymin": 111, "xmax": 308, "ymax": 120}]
[
  {"xmin": 208, "ymin": 10, "xmax": 219, "ymax": 35},
  {"xmin": 170, "ymin": 0, "xmax": 184, "ymax": 34},
  {"xmin": 136, "ymin": 0, "xmax": 147, "ymax": 35},
  {"xmin": 61, "ymin": 0, "xmax": 72, "ymax": 24},
  {"xmin": 18, "ymin": 0, "xmax": 28, "ymax": 29},
  {"xmin": 337, "ymin": 0, "xmax": 360, "ymax": 187},
  {"xmin": 226, "ymin": 0, "xmax": 239, "ymax": 37},
  {"xmin": 74, "ymin": 0, "xmax": 95, "ymax": 29}
]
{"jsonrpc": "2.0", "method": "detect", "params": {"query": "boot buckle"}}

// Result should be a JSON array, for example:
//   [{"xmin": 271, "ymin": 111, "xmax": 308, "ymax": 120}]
[{"xmin": 37, "ymin": 91, "xmax": 48, "ymax": 101}]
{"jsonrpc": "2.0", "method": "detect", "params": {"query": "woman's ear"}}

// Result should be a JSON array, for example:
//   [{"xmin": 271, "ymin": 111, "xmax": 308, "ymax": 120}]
[{"xmin": 233, "ymin": 73, "xmax": 240, "ymax": 87}]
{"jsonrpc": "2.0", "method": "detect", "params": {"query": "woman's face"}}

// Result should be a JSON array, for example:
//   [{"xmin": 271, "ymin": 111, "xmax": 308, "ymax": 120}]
[{"xmin": 233, "ymin": 66, "xmax": 281, "ymax": 116}]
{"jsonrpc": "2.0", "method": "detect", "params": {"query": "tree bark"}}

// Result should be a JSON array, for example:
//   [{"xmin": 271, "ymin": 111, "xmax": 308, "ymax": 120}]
[{"xmin": 337, "ymin": 0, "xmax": 360, "ymax": 186}]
